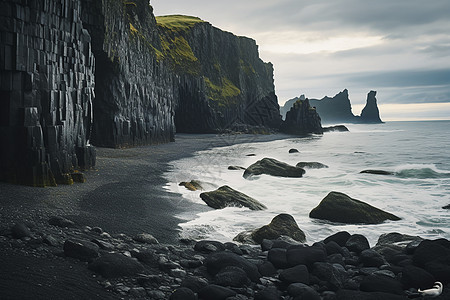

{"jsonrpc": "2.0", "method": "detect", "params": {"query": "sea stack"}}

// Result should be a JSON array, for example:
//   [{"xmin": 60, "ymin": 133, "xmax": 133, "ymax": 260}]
[{"xmin": 359, "ymin": 91, "xmax": 383, "ymax": 123}]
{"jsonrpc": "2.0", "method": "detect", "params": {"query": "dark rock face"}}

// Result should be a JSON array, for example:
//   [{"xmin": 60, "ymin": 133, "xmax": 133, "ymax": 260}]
[
  {"xmin": 309, "ymin": 89, "xmax": 356, "ymax": 124},
  {"xmin": 1, "ymin": 1, "xmax": 281, "ymax": 186},
  {"xmin": 243, "ymin": 158, "xmax": 306, "ymax": 179},
  {"xmin": 0, "ymin": 0, "xmax": 96, "ymax": 186},
  {"xmin": 234, "ymin": 214, "xmax": 306, "ymax": 244},
  {"xmin": 360, "ymin": 91, "xmax": 383, "ymax": 123},
  {"xmin": 81, "ymin": 0, "xmax": 176, "ymax": 147},
  {"xmin": 200, "ymin": 185, "xmax": 267, "ymax": 210},
  {"xmin": 309, "ymin": 191, "xmax": 401, "ymax": 224},
  {"xmin": 280, "ymin": 99, "xmax": 323, "ymax": 135},
  {"xmin": 170, "ymin": 20, "xmax": 282, "ymax": 133}
]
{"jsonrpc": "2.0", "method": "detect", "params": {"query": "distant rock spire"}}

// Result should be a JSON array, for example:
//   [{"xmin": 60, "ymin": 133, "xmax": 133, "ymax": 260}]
[{"xmin": 360, "ymin": 91, "xmax": 383, "ymax": 123}]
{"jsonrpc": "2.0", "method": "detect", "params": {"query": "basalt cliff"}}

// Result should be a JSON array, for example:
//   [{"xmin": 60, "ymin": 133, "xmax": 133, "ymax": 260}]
[
  {"xmin": 281, "ymin": 89, "xmax": 383, "ymax": 124},
  {"xmin": 0, "ymin": 0, "xmax": 281, "ymax": 186}
]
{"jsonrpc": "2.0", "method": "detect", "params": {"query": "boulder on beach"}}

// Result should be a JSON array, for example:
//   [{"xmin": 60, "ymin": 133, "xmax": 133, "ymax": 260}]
[
  {"xmin": 309, "ymin": 191, "xmax": 401, "ymax": 224},
  {"xmin": 200, "ymin": 186, "xmax": 267, "ymax": 210},
  {"xmin": 233, "ymin": 214, "xmax": 306, "ymax": 244},
  {"xmin": 179, "ymin": 180, "xmax": 203, "ymax": 191},
  {"xmin": 296, "ymin": 162, "xmax": 329, "ymax": 169},
  {"xmin": 360, "ymin": 170, "xmax": 394, "ymax": 175},
  {"xmin": 243, "ymin": 158, "xmax": 305, "ymax": 179},
  {"xmin": 88, "ymin": 253, "xmax": 145, "ymax": 278},
  {"xmin": 63, "ymin": 239, "xmax": 99, "ymax": 262}
]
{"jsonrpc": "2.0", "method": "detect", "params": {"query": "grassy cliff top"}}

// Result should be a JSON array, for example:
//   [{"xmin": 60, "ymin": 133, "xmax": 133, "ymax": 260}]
[{"xmin": 156, "ymin": 15, "xmax": 205, "ymax": 31}]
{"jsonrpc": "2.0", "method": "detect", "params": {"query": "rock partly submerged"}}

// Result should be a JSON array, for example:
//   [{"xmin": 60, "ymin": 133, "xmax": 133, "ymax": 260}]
[
  {"xmin": 200, "ymin": 186, "xmax": 267, "ymax": 210},
  {"xmin": 243, "ymin": 158, "xmax": 305, "ymax": 179},
  {"xmin": 360, "ymin": 170, "xmax": 395, "ymax": 175},
  {"xmin": 234, "ymin": 214, "xmax": 306, "ymax": 244},
  {"xmin": 179, "ymin": 180, "xmax": 203, "ymax": 191},
  {"xmin": 296, "ymin": 162, "xmax": 329, "ymax": 169},
  {"xmin": 309, "ymin": 191, "xmax": 401, "ymax": 224},
  {"xmin": 322, "ymin": 125, "xmax": 349, "ymax": 132}
]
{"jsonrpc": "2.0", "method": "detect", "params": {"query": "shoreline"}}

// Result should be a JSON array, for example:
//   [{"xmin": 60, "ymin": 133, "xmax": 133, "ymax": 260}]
[{"xmin": 1, "ymin": 132, "xmax": 449, "ymax": 299}]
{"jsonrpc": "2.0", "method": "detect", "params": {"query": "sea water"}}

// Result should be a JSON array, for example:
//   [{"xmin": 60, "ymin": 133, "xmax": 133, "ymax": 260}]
[{"xmin": 164, "ymin": 121, "xmax": 450, "ymax": 246}]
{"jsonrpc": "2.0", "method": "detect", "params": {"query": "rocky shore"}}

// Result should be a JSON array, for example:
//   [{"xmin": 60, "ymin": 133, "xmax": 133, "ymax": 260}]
[
  {"xmin": 1, "ymin": 133, "xmax": 449, "ymax": 299},
  {"xmin": 1, "ymin": 214, "xmax": 449, "ymax": 300}
]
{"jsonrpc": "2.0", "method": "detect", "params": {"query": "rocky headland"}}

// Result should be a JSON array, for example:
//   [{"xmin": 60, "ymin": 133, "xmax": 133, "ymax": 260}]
[{"xmin": 281, "ymin": 89, "xmax": 384, "ymax": 125}]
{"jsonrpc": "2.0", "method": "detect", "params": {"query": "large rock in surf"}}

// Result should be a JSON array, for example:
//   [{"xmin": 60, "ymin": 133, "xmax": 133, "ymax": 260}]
[
  {"xmin": 234, "ymin": 214, "xmax": 306, "ymax": 244},
  {"xmin": 243, "ymin": 158, "xmax": 305, "ymax": 179},
  {"xmin": 200, "ymin": 186, "xmax": 266, "ymax": 210},
  {"xmin": 309, "ymin": 192, "xmax": 401, "ymax": 224},
  {"xmin": 360, "ymin": 170, "xmax": 394, "ymax": 175},
  {"xmin": 296, "ymin": 162, "xmax": 328, "ymax": 169}
]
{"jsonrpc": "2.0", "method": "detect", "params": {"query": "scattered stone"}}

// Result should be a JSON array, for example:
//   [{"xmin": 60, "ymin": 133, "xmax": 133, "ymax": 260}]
[
  {"xmin": 179, "ymin": 180, "xmax": 203, "ymax": 191},
  {"xmin": 243, "ymin": 158, "xmax": 305, "ymax": 179},
  {"xmin": 359, "ymin": 274, "xmax": 404, "ymax": 295},
  {"xmin": 287, "ymin": 283, "xmax": 321, "ymax": 299},
  {"xmin": 296, "ymin": 162, "xmax": 329, "ymax": 169},
  {"xmin": 401, "ymin": 265, "xmax": 435, "ymax": 290},
  {"xmin": 312, "ymin": 262, "xmax": 348, "ymax": 291},
  {"xmin": 194, "ymin": 240, "xmax": 226, "ymax": 253},
  {"xmin": 92, "ymin": 239, "xmax": 115, "ymax": 250},
  {"xmin": 255, "ymin": 286, "xmax": 282, "ymax": 300},
  {"xmin": 43, "ymin": 234, "xmax": 59, "ymax": 247},
  {"xmin": 214, "ymin": 266, "xmax": 249, "ymax": 288},
  {"xmin": 345, "ymin": 234, "xmax": 370, "ymax": 254},
  {"xmin": 48, "ymin": 216, "xmax": 75, "ymax": 228},
  {"xmin": 11, "ymin": 223, "xmax": 32, "ymax": 239},
  {"xmin": 309, "ymin": 191, "xmax": 401, "ymax": 224},
  {"xmin": 133, "ymin": 233, "xmax": 159, "ymax": 244},
  {"xmin": 170, "ymin": 287, "xmax": 196, "ymax": 300},
  {"xmin": 289, "ymin": 148, "xmax": 299, "ymax": 153},
  {"xmin": 228, "ymin": 166, "xmax": 246, "ymax": 170},
  {"xmin": 205, "ymin": 251, "xmax": 261, "ymax": 282},
  {"xmin": 63, "ymin": 239, "xmax": 99, "ymax": 262},
  {"xmin": 279, "ymin": 264, "xmax": 310, "ymax": 284},
  {"xmin": 360, "ymin": 170, "xmax": 394, "ymax": 175},
  {"xmin": 412, "ymin": 239, "xmax": 450, "ymax": 283},
  {"xmin": 88, "ymin": 253, "xmax": 144, "ymax": 278},
  {"xmin": 181, "ymin": 277, "xmax": 209, "ymax": 292},
  {"xmin": 443, "ymin": 204, "xmax": 450, "ymax": 209},
  {"xmin": 359, "ymin": 249, "xmax": 385, "ymax": 267},
  {"xmin": 71, "ymin": 172, "xmax": 86, "ymax": 183},
  {"xmin": 198, "ymin": 284, "xmax": 237, "ymax": 300},
  {"xmin": 234, "ymin": 214, "xmax": 306, "ymax": 244},
  {"xmin": 91, "ymin": 226, "xmax": 103, "ymax": 234},
  {"xmin": 286, "ymin": 245, "xmax": 327, "ymax": 268},
  {"xmin": 200, "ymin": 185, "xmax": 267, "ymax": 210},
  {"xmin": 324, "ymin": 231, "xmax": 351, "ymax": 247},
  {"xmin": 267, "ymin": 248, "xmax": 289, "ymax": 269}
]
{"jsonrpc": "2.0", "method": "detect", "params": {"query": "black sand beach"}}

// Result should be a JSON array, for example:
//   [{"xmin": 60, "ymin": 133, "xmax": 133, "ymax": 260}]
[{"xmin": 0, "ymin": 133, "xmax": 289, "ymax": 299}]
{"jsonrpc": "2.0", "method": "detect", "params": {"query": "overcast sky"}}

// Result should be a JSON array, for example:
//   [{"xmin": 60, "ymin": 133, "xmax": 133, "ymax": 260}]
[{"xmin": 152, "ymin": 0, "xmax": 450, "ymax": 120}]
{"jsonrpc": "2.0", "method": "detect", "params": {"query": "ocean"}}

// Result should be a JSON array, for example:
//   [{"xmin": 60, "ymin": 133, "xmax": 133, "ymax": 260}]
[{"xmin": 164, "ymin": 121, "xmax": 450, "ymax": 246}]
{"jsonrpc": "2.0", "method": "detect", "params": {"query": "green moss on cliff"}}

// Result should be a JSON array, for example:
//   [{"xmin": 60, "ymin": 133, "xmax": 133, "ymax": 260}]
[
  {"xmin": 204, "ymin": 77, "xmax": 241, "ymax": 107},
  {"xmin": 156, "ymin": 15, "xmax": 204, "ymax": 32}
]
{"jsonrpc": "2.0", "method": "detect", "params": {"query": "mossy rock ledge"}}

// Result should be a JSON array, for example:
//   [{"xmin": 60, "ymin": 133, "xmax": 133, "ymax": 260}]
[
  {"xmin": 309, "ymin": 191, "xmax": 401, "ymax": 224},
  {"xmin": 243, "ymin": 158, "xmax": 306, "ymax": 179},
  {"xmin": 200, "ymin": 186, "xmax": 266, "ymax": 210},
  {"xmin": 234, "ymin": 213, "xmax": 306, "ymax": 244}
]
